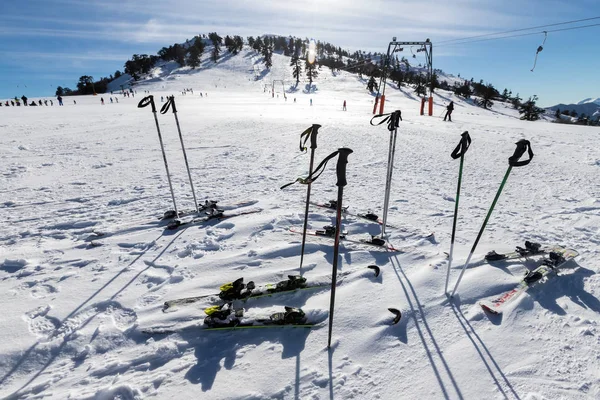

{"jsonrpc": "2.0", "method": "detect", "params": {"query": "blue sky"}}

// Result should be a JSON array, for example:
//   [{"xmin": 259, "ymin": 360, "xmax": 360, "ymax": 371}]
[{"xmin": 1, "ymin": 0, "xmax": 598, "ymax": 106}]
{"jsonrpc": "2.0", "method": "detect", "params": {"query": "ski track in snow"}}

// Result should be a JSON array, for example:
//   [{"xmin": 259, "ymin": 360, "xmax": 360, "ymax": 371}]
[{"xmin": 1, "ymin": 48, "xmax": 599, "ymax": 399}]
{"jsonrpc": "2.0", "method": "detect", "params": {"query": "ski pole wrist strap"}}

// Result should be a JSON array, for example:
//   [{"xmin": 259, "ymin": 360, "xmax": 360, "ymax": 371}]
[
  {"xmin": 508, "ymin": 139, "xmax": 534, "ymax": 167},
  {"xmin": 281, "ymin": 149, "xmax": 341, "ymax": 189},
  {"xmin": 370, "ymin": 110, "xmax": 402, "ymax": 131},
  {"xmin": 451, "ymin": 131, "xmax": 471, "ymax": 159},
  {"xmin": 138, "ymin": 95, "xmax": 156, "ymax": 112},
  {"xmin": 299, "ymin": 124, "xmax": 321, "ymax": 152},
  {"xmin": 160, "ymin": 96, "xmax": 177, "ymax": 114}
]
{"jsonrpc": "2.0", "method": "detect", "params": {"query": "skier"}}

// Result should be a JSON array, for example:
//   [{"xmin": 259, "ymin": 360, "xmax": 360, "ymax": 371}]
[
  {"xmin": 343, "ymin": 100, "xmax": 347, "ymax": 111},
  {"xmin": 444, "ymin": 101, "xmax": 454, "ymax": 122},
  {"xmin": 310, "ymin": 98, "xmax": 313, "ymax": 106},
  {"xmin": 101, "ymin": 98, "xmax": 104, "ymax": 105},
  {"xmin": 21, "ymin": 95, "xmax": 27, "ymax": 106}
]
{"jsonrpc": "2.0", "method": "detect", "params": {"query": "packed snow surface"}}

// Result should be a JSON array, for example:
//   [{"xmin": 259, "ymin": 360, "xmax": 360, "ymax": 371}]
[{"xmin": 1, "ymin": 48, "xmax": 599, "ymax": 399}]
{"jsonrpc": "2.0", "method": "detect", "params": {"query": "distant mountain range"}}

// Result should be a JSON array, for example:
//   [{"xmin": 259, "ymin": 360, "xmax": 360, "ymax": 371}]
[{"xmin": 547, "ymin": 97, "xmax": 600, "ymax": 117}]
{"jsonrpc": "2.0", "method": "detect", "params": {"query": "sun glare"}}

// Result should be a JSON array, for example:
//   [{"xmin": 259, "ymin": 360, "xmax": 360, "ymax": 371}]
[{"xmin": 307, "ymin": 39, "xmax": 316, "ymax": 64}]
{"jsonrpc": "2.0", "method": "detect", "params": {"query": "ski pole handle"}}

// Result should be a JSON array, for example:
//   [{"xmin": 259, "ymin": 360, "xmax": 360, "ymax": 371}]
[
  {"xmin": 508, "ymin": 139, "xmax": 534, "ymax": 167},
  {"xmin": 370, "ymin": 110, "xmax": 402, "ymax": 131},
  {"xmin": 160, "ymin": 96, "xmax": 177, "ymax": 114},
  {"xmin": 310, "ymin": 124, "xmax": 321, "ymax": 149},
  {"xmin": 336, "ymin": 148, "xmax": 353, "ymax": 187},
  {"xmin": 451, "ymin": 131, "xmax": 471, "ymax": 159},
  {"xmin": 138, "ymin": 95, "xmax": 156, "ymax": 112}
]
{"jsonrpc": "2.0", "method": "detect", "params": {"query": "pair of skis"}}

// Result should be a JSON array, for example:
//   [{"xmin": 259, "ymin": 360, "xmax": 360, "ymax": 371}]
[
  {"xmin": 165, "ymin": 206, "xmax": 262, "ymax": 230},
  {"xmin": 479, "ymin": 246, "xmax": 579, "ymax": 315},
  {"xmin": 162, "ymin": 265, "xmax": 381, "ymax": 312},
  {"xmin": 290, "ymin": 226, "xmax": 404, "ymax": 252},
  {"xmin": 144, "ymin": 265, "xmax": 402, "ymax": 334}
]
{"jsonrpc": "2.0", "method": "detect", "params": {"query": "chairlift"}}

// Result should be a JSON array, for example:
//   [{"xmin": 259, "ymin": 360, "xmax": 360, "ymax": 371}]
[{"xmin": 531, "ymin": 31, "xmax": 547, "ymax": 72}]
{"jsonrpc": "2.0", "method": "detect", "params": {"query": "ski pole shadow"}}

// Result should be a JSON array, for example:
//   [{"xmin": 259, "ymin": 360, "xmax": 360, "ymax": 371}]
[
  {"xmin": 449, "ymin": 301, "xmax": 521, "ymax": 399},
  {"xmin": 181, "ymin": 327, "xmax": 311, "ymax": 392},
  {"xmin": 0, "ymin": 229, "xmax": 185, "ymax": 396},
  {"xmin": 388, "ymin": 254, "xmax": 464, "ymax": 400},
  {"xmin": 295, "ymin": 353, "xmax": 301, "ymax": 400},
  {"xmin": 328, "ymin": 346, "xmax": 335, "ymax": 400}
]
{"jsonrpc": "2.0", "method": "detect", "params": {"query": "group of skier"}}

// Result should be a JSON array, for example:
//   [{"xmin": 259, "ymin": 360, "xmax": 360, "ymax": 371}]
[{"xmin": 1, "ymin": 96, "xmax": 55, "ymax": 107}]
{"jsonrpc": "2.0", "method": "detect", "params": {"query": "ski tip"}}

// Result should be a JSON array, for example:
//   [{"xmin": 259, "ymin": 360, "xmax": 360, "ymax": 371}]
[
  {"xmin": 388, "ymin": 308, "xmax": 402, "ymax": 325},
  {"xmin": 480, "ymin": 302, "xmax": 500, "ymax": 315},
  {"xmin": 367, "ymin": 265, "xmax": 381, "ymax": 277}
]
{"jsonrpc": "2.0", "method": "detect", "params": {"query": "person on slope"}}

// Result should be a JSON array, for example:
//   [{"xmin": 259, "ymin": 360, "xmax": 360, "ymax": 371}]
[
  {"xmin": 444, "ymin": 101, "xmax": 454, "ymax": 122},
  {"xmin": 21, "ymin": 95, "xmax": 28, "ymax": 106},
  {"xmin": 343, "ymin": 100, "xmax": 347, "ymax": 111}
]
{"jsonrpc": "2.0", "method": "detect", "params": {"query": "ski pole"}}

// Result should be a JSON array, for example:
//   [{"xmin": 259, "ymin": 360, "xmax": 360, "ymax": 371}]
[
  {"xmin": 450, "ymin": 139, "xmax": 534, "ymax": 298},
  {"xmin": 138, "ymin": 95, "xmax": 178, "ymax": 217},
  {"xmin": 370, "ymin": 110, "xmax": 402, "ymax": 239},
  {"xmin": 161, "ymin": 96, "xmax": 199, "ymax": 214},
  {"xmin": 444, "ymin": 131, "xmax": 471, "ymax": 295},
  {"xmin": 328, "ymin": 148, "xmax": 353, "ymax": 349},
  {"xmin": 280, "ymin": 148, "xmax": 353, "ymax": 346},
  {"xmin": 299, "ymin": 124, "xmax": 321, "ymax": 270}
]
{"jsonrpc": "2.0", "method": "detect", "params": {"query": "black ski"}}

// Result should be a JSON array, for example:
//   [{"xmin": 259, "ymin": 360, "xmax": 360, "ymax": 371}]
[
  {"xmin": 162, "ymin": 265, "xmax": 381, "ymax": 312},
  {"xmin": 166, "ymin": 207, "xmax": 262, "ymax": 230},
  {"xmin": 143, "ymin": 305, "xmax": 316, "ymax": 334},
  {"xmin": 289, "ymin": 226, "xmax": 427, "ymax": 253},
  {"xmin": 160, "ymin": 199, "xmax": 257, "ymax": 220}
]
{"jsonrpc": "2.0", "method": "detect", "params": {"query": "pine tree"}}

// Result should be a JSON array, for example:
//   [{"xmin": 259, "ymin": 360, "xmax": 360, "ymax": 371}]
[
  {"xmin": 224, "ymin": 35, "xmax": 235, "ymax": 53},
  {"xmin": 253, "ymin": 36, "xmax": 263, "ymax": 53},
  {"xmin": 262, "ymin": 44, "xmax": 272, "ymax": 69},
  {"xmin": 306, "ymin": 59, "xmax": 318, "ymax": 87},
  {"xmin": 187, "ymin": 46, "xmax": 202, "ymax": 69},
  {"xmin": 518, "ymin": 95, "xmax": 545, "ymax": 121},
  {"xmin": 511, "ymin": 93, "xmax": 522, "ymax": 109},
  {"xmin": 174, "ymin": 45, "xmax": 186, "ymax": 66},
  {"xmin": 233, "ymin": 36, "xmax": 244, "ymax": 53},
  {"xmin": 477, "ymin": 84, "xmax": 497, "ymax": 109},
  {"xmin": 291, "ymin": 54, "xmax": 302, "ymax": 85},
  {"xmin": 208, "ymin": 32, "xmax": 222, "ymax": 62}
]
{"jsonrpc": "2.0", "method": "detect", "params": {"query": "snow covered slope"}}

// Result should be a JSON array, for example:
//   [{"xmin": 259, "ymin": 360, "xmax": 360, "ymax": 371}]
[{"xmin": 1, "ymin": 46, "xmax": 599, "ymax": 400}]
